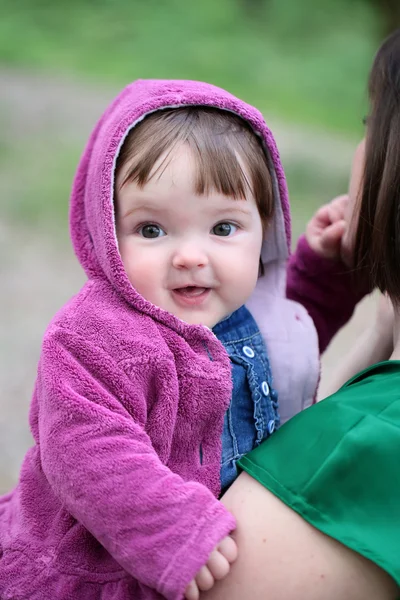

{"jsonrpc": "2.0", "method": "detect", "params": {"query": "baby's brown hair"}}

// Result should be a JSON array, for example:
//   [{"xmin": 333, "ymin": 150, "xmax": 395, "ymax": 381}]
[{"xmin": 115, "ymin": 106, "xmax": 274, "ymax": 230}]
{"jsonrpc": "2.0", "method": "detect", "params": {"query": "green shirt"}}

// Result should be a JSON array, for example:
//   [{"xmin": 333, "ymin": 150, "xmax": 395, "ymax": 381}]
[{"xmin": 239, "ymin": 361, "xmax": 400, "ymax": 586}]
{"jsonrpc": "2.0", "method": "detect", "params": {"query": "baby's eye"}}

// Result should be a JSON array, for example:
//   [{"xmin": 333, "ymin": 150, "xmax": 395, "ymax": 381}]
[
  {"xmin": 139, "ymin": 224, "xmax": 166, "ymax": 238},
  {"xmin": 212, "ymin": 222, "xmax": 238, "ymax": 237}
]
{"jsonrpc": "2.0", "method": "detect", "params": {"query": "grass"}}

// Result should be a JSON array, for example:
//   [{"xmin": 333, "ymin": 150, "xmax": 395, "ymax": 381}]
[
  {"xmin": 0, "ymin": 0, "xmax": 381, "ymax": 134},
  {"xmin": 1, "ymin": 138, "xmax": 77, "ymax": 227}
]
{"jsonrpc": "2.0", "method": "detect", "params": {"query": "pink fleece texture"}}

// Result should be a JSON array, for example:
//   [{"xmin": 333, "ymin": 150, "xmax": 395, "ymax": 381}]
[{"xmin": 0, "ymin": 280, "xmax": 235, "ymax": 600}]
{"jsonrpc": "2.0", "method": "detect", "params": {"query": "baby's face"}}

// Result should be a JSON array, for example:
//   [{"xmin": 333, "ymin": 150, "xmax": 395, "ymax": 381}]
[{"xmin": 115, "ymin": 144, "xmax": 263, "ymax": 328}]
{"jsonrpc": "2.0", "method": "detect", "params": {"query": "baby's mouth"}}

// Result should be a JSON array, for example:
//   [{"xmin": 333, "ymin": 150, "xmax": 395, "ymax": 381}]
[
  {"xmin": 171, "ymin": 286, "xmax": 211, "ymax": 306},
  {"xmin": 173, "ymin": 286, "xmax": 208, "ymax": 297}
]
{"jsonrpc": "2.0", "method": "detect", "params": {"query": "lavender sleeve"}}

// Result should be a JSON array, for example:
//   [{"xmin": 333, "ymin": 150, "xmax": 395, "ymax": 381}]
[
  {"xmin": 37, "ymin": 329, "xmax": 235, "ymax": 600},
  {"xmin": 286, "ymin": 235, "xmax": 368, "ymax": 353}
]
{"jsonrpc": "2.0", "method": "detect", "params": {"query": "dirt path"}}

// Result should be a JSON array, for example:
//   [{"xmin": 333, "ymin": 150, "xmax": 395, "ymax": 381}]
[{"xmin": 0, "ymin": 70, "xmax": 373, "ymax": 492}]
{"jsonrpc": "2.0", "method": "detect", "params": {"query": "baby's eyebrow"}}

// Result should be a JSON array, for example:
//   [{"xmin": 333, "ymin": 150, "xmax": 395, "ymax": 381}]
[
  {"xmin": 121, "ymin": 203, "xmax": 166, "ymax": 219},
  {"xmin": 212, "ymin": 204, "xmax": 252, "ymax": 217}
]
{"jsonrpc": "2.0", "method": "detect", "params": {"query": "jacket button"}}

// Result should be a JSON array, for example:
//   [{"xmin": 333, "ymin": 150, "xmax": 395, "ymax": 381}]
[
  {"xmin": 261, "ymin": 381, "xmax": 270, "ymax": 396},
  {"xmin": 242, "ymin": 345, "xmax": 255, "ymax": 358},
  {"xmin": 267, "ymin": 420, "xmax": 275, "ymax": 434}
]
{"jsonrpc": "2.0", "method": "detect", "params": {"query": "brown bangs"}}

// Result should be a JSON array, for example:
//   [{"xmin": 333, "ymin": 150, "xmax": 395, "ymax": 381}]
[{"xmin": 115, "ymin": 107, "xmax": 274, "ymax": 227}]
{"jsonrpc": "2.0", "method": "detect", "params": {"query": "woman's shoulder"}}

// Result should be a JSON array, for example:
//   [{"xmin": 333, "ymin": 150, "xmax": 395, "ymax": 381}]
[{"xmin": 341, "ymin": 360, "xmax": 400, "ymax": 390}]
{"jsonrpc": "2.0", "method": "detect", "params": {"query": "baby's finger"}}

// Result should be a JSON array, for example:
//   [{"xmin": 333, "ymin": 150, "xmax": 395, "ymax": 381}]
[
  {"xmin": 184, "ymin": 579, "xmax": 200, "ymax": 600},
  {"xmin": 217, "ymin": 535, "xmax": 238, "ymax": 563},
  {"xmin": 195, "ymin": 565, "xmax": 215, "ymax": 591},
  {"xmin": 330, "ymin": 194, "xmax": 349, "ymax": 209},
  {"xmin": 311, "ymin": 205, "xmax": 332, "ymax": 228},
  {"xmin": 328, "ymin": 194, "xmax": 349, "ymax": 222},
  {"xmin": 207, "ymin": 549, "xmax": 230, "ymax": 581},
  {"xmin": 319, "ymin": 220, "xmax": 346, "ymax": 256}
]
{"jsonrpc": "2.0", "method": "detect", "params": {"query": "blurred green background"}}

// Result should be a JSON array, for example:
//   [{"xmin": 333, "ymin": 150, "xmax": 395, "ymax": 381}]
[{"xmin": 0, "ymin": 0, "xmax": 397, "ymax": 239}]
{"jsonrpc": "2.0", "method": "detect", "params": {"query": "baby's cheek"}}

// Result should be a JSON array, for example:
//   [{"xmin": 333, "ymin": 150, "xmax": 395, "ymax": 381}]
[
  {"xmin": 125, "ymin": 260, "xmax": 154, "ymax": 295},
  {"xmin": 232, "ymin": 254, "xmax": 259, "ymax": 302}
]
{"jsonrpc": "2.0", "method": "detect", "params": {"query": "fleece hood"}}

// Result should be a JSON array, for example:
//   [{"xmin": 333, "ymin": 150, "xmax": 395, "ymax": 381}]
[{"xmin": 70, "ymin": 79, "xmax": 291, "ymax": 314}]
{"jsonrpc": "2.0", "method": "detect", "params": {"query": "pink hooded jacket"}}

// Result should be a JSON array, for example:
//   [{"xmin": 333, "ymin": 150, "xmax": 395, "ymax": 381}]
[{"xmin": 0, "ymin": 80, "xmax": 363, "ymax": 600}]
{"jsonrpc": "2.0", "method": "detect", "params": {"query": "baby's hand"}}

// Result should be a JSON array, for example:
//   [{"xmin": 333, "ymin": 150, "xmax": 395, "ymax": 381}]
[
  {"xmin": 184, "ymin": 535, "xmax": 237, "ymax": 600},
  {"xmin": 305, "ymin": 194, "xmax": 348, "ymax": 261}
]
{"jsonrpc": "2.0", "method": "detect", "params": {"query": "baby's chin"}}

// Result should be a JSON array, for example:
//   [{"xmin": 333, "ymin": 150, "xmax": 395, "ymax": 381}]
[
  {"xmin": 166, "ymin": 309, "xmax": 218, "ymax": 330},
  {"xmin": 178, "ymin": 313, "xmax": 231, "ymax": 330},
  {"xmin": 178, "ymin": 316, "xmax": 216, "ymax": 330}
]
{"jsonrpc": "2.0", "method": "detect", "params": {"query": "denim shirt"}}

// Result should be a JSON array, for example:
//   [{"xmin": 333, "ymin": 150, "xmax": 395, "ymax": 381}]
[{"xmin": 213, "ymin": 305, "xmax": 280, "ymax": 493}]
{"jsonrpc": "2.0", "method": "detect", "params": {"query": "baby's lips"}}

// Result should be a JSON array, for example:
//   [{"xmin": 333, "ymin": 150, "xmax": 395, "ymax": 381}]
[{"xmin": 173, "ymin": 286, "xmax": 208, "ymax": 297}]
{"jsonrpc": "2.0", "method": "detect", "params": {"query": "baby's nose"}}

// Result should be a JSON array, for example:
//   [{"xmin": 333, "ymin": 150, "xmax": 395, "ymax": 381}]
[{"xmin": 171, "ymin": 244, "xmax": 209, "ymax": 269}]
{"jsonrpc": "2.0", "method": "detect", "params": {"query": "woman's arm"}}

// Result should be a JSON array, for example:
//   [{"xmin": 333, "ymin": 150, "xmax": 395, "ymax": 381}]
[{"xmin": 201, "ymin": 472, "xmax": 398, "ymax": 600}]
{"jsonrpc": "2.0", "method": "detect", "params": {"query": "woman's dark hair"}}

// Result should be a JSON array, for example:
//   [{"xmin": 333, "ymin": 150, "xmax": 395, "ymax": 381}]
[{"xmin": 354, "ymin": 28, "xmax": 400, "ymax": 301}]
